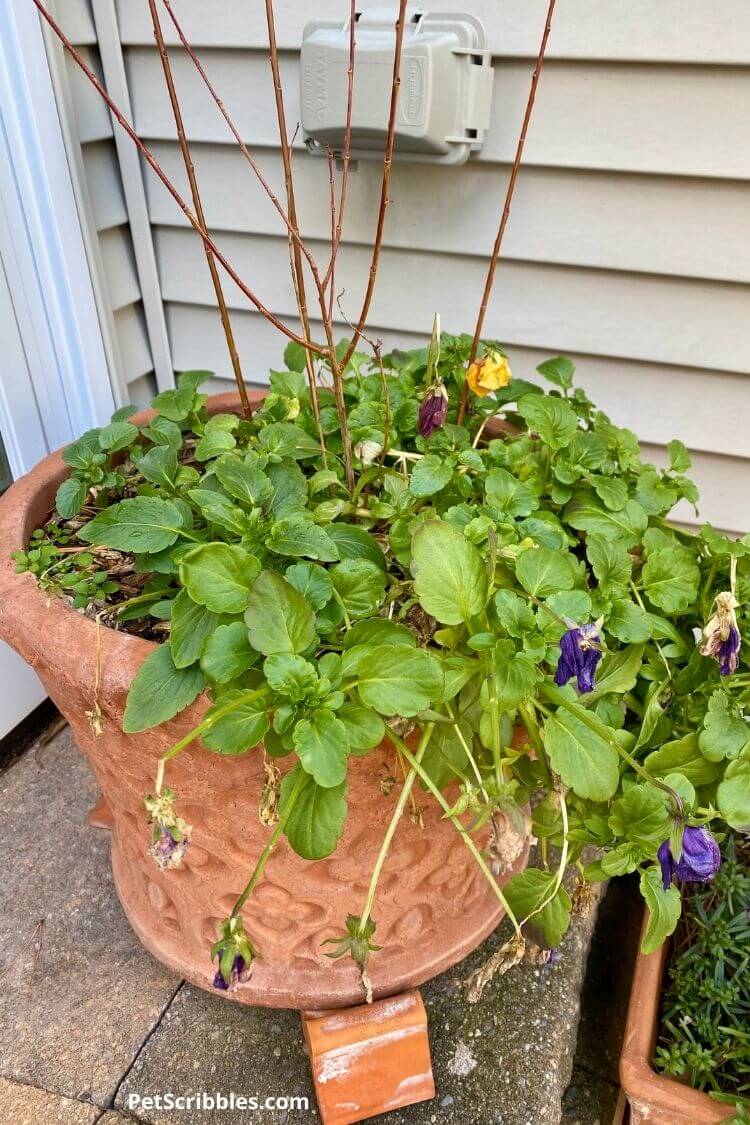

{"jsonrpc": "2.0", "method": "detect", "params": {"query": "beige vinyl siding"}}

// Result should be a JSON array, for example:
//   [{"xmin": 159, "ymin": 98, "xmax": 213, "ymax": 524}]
[
  {"xmin": 65, "ymin": 1, "xmax": 750, "ymax": 529},
  {"xmin": 58, "ymin": 1, "xmax": 157, "ymax": 404}
]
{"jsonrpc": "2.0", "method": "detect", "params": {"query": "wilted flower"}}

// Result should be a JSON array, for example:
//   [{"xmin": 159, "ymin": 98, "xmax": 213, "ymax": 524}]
[
  {"xmin": 213, "ymin": 954, "xmax": 246, "ymax": 992},
  {"xmin": 555, "ymin": 622, "xmax": 603, "ymax": 694},
  {"xmin": 148, "ymin": 826, "xmax": 190, "ymax": 870},
  {"xmin": 211, "ymin": 915, "xmax": 256, "ymax": 991},
  {"xmin": 658, "ymin": 826, "xmax": 721, "ymax": 891},
  {"xmin": 354, "ymin": 439, "xmax": 383, "ymax": 465},
  {"xmin": 144, "ymin": 788, "xmax": 192, "ymax": 870},
  {"xmin": 700, "ymin": 591, "xmax": 741, "ymax": 675},
  {"xmin": 467, "ymin": 934, "xmax": 525, "ymax": 1003},
  {"xmin": 323, "ymin": 914, "xmax": 381, "ymax": 1003},
  {"xmin": 418, "ymin": 384, "xmax": 448, "ymax": 438},
  {"xmin": 466, "ymin": 351, "xmax": 512, "ymax": 398}
]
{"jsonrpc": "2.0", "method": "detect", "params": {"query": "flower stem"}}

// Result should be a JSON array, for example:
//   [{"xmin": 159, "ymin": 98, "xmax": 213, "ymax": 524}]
[
  {"xmin": 231, "ymin": 767, "xmax": 306, "ymax": 918},
  {"xmin": 358, "ymin": 724, "xmax": 435, "ymax": 933},
  {"xmin": 385, "ymin": 724, "xmax": 522, "ymax": 939},
  {"xmin": 522, "ymin": 784, "xmax": 569, "ymax": 929}
]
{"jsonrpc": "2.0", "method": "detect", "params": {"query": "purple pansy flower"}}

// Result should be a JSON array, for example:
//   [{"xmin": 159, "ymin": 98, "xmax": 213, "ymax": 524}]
[
  {"xmin": 657, "ymin": 826, "xmax": 721, "ymax": 892},
  {"xmin": 418, "ymin": 385, "xmax": 448, "ymax": 439},
  {"xmin": 701, "ymin": 591, "xmax": 741, "ymax": 676},
  {"xmin": 554, "ymin": 622, "xmax": 602, "ymax": 694},
  {"xmin": 213, "ymin": 954, "xmax": 247, "ymax": 992}
]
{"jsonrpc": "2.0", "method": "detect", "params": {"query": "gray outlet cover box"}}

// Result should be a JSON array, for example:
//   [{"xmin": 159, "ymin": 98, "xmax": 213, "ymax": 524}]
[{"xmin": 300, "ymin": 7, "xmax": 494, "ymax": 165}]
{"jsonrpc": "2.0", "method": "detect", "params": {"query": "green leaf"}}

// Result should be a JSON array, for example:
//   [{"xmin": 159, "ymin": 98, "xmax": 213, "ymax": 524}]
[
  {"xmin": 284, "ymin": 340, "xmax": 308, "ymax": 372},
  {"xmin": 485, "ymin": 468, "xmax": 538, "ymax": 518},
  {"xmin": 266, "ymin": 460, "xmax": 307, "ymax": 517},
  {"xmin": 698, "ymin": 691, "xmax": 750, "ymax": 762},
  {"xmin": 330, "ymin": 560, "xmax": 386, "ymax": 618},
  {"xmin": 293, "ymin": 709, "xmax": 349, "ymax": 787},
  {"xmin": 503, "ymin": 869, "xmax": 572, "ymax": 949},
  {"xmin": 188, "ymin": 488, "xmax": 248, "ymax": 536},
  {"xmin": 411, "ymin": 520, "xmax": 488, "ymax": 625},
  {"xmin": 325, "ymin": 524, "xmax": 388, "ymax": 572},
  {"xmin": 420, "ymin": 720, "xmax": 470, "ymax": 790},
  {"xmin": 136, "ymin": 445, "xmax": 178, "ymax": 490},
  {"xmin": 144, "ymin": 415, "xmax": 182, "ymax": 449},
  {"xmin": 515, "ymin": 546, "xmax": 575, "ymax": 598},
  {"xmin": 200, "ymin": 621, "xmax": 257, "ymax": 683},
  {"xmin": 202, "ymin": 690, "xmax": 269, "ymax": 754},
  {"xmin": 587, "ymin": 534, "xmax": 631, "ymax": 589},
  {"xmin": 169, "ymin": 589, "xmax": 221, "ymax": 668},
  {"xmin": 587, "ymin": 645, "xmax": 643, "ymax": 702},
  {"xmin": 214, "ymin": 455, "xmax": 273, "ymax": 508},
  {"xmin": 98, "ymin": 420, "xmax": 138, "ymax": 452},
  {"xmin": 55, "ymin": 476, "xmax": 87, "ymax": 519},
  {"xmin": 536, "ymin": 355, "xmax": 575, "ymax": 391},
  {"xmin": 342, "ymin": 619, "xmax": 415, "ymax": 650},
  {"xmin": 263, "ymin": 653, "xmax": 317, "ymax": 700},
  {"xmin": 357, "ymin": 645, "xmax": 444, "ymax": 717},
  {"xmin": 180, "ymin": 543, "xmax": 260, "ymax": 614},
  {"xmin": 518, "ymin": 395, "xmax": 578, "ymax": 449},
  {"xmin": 285, "ymin": 562, "xmax": 333, "ymax": 610},
  {"xmin": 564, "ymin": 495, "xmax": 648, "ymax": 549},
  {"xmin": 409, "ymin": 455, "xmax": 453, "ymax": 497},
  {"xmin": 591, "ymin": 476, "xmax": 628, "ymax": 512},
  {"xmin": 245, "ymin": 571, "xmax": 317, "ymax": 655},
  {"xmin": 79, "ymin": 497, "xmax": 184, "ymax": 553},
  {"xmin": 268, "ymin": 518, "xmax": 339, "ymax": 562},
  {"xmin": 642, "ymin": 547, "xmax": 700, "ymax": 613},
  {"xmin": 337, "ymin": 704, "xmax": 385, "ymax": 752},
  {"xmin": 667, "ymin": 439, "xmax": 691, "ymax": 473},
  {"xmin": 640, "ymin": 867, "xmax": 681, "ymax": 954},
  {"xmin": 123, "ymin": 644, "xmax": 205, "ymax": 733},
  {"xmin": 281, "ymin": 765, "xmax": 347, "ymax": 860},
  {"xmin": 494, "ymin": 589, "xmax": 536, "ymax": 638},
  {"xmin": 608, "ymin": 786, "xmax": 670, "ymax": 845},
  {"xmin": 544, "ymin": 710, "xmax": 620, "ymax": 801},
  {"xmin": 645, "ymin": 733, "xmax": 723, "ymax": 786},
  {"xmin": 488, "ymin": 650, "xmax": 539, "ymax": 711},
  {"xmin": 716, "ymin": 759, "xmax": 750, "ymax": 831},
  {"xmin": 606, "ymin": 599, "xmax": 653, "ymax": 643}
]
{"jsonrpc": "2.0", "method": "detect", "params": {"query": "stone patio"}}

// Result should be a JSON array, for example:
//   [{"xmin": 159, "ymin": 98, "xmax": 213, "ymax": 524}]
[{"xmin": 0, "ymin": 722, "xmax": 635, "ymax": 1125}]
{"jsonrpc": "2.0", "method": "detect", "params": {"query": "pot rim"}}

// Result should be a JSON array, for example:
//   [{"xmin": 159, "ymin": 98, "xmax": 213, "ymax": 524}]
[
  {"xmin": 619, "ymin": 910, "xmax": 730, "ymax": 1123},
  {"xmin": 0, "ymin": 391, "xmax": 263, "ymax": 697}
]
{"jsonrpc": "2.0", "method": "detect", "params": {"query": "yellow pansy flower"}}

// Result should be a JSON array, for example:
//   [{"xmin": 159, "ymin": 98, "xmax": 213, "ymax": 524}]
[{"xmin": 466, "ymin": 351, "xmax": 512, "ymax": 397}]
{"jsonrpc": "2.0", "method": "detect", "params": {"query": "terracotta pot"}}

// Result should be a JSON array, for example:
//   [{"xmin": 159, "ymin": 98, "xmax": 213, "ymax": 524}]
[
  {"xmin": 0, "ymin": 392, "xmax": 529, "ymax": 1009},
  {"xmin": 619, "ymin": 913, "xmax": 730, "ymax": 1124}
]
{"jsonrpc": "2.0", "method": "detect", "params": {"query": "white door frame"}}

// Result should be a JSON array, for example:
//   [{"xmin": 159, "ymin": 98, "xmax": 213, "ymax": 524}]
[
  {"xmin": 0, "ymin": 1, "xmax": 115, "ymax": 736},
  {"xmin": 0, "ymin": 0, "xmax": 115, "ymax": 476}
]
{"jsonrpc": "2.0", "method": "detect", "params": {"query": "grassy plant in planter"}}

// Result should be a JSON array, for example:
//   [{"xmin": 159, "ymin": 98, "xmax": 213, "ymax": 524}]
[
  {"xmin": 12, "ymin": 0, "xmax": 747, "ymax": 1007},
  {"xmin": 10, "ymin": 335, "xmax": 750, "ymax": 1000}
]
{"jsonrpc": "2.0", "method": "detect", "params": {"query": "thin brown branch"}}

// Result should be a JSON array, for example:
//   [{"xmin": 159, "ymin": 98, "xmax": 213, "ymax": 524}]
[
  {"xmin": 147, "ymin": 0, "xmax": 251, "ymax": 418},
  {"xmin": 337, "ymin": 0, "xmax": 408, "ymax": 373},
  {"xmin": 32, "ymin": 0, "xmax": 321, "ymax": 354},
  {"xmin": 264, "ymin": 0, "xmax": 352, "ymax": 488},
  {"xmin": 325, "ymin": 145, "xmax": 337, "ymax": 322},
  {"xmin": 456, "ymin": 0, "xmax": 557, "ymax": 424},
  {"xmin": 322, "ymin": 0, "xmax": 357, "ymax": 292}
]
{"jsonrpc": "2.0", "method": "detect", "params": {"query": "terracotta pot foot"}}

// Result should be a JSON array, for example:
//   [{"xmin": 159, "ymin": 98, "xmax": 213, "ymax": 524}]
[
  {"xmin": 301, "ymin": 989, "xmax": 435, "ymax": 1125},
  {"xmin": 87, "ymin": 795, "xmax": 114, "ymax": 831}
]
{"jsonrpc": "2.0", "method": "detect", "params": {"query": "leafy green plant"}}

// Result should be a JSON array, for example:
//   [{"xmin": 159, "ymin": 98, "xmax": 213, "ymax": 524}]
[
  {"xmin": 655, "ymin": 837, "xmax": 749, "ymax": 1115},
  {"xmin": 17, "ymin": 334, "xmax": 750, "ymax": 996}
]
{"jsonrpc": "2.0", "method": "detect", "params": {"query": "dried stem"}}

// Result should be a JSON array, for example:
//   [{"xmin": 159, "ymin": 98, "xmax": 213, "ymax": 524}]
[
  {"xmin": 33, "ymin": 0, "xmax": 321, "ymax": 354},
  {"xmin": 322, "ymin": 0, "xmax": 357, "ymax": 292},
  {"xmin": 457, "ymin": 0, "xmax": 557, "ymax": 424},
  {"xmin": 147, "ymin": 0, "xmax": 251, "ymax": 418},
  {"xmin": 337, "ymin": 0, "xmax": 407, "ymax": 374},
  {"xmin": 263, "ymin": 0, "xmax": 334, "ymax": 467}
]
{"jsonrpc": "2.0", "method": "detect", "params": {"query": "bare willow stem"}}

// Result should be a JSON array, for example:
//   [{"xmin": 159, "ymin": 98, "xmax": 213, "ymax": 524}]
[
  {"xmin": 147, "ymin": 0, "xmax": 251, "ymax": 417},
  {"xmin": 32, "ymin": 0, "xmax": 321, "ymax": 354},
  {"xmin": 263, "ymin": 0, "xmax": 332, "ymax": 462},
  {"xmin": 456, "ymin": 0, "xmax": 556, "ymax": 424},
  {"xmin": 337, "ymin": 0, "xmax": 407, "ymax": 374},
  {"xmin": 322, "ymin": 0, "xmax": 357, "ymax": 292}
]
